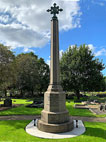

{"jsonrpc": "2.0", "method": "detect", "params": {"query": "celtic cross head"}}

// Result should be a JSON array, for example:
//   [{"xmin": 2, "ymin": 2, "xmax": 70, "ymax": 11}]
[{"xmin": 47, "ymin": 3, "xmax": 63, "ymax": 20}]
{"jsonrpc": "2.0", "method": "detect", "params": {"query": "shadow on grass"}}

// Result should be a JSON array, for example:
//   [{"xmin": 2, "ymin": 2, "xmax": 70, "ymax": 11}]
[
  {"xmin": 0, "ymin": 121, "xmax": 106, "ymax": 142},
  {"xmin": 84, "ymin": 126, "xmax": 106, "ymax": 140},
  {"xmin": 66, "ymin": 101, "xmax": 106, "ymax": 118},
  {"xmin": 66, "ymin": 103, "xmax": 94, "ymax": 117},
  {"xmin": 0, "ymin": 105, "xmax": 42, "ymax": 115},
  {"xmin": 0, "ymin": 120, "xmax": 30, "ymax": 129}
]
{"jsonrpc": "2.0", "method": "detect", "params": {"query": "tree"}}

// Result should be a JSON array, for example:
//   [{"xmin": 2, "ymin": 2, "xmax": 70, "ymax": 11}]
[
  {"xmin": 0, "ymin": 44, "xmax": 49, "ymax": 98},
  {"xmin": 14, "ymin": 53, "xmax": 49, "ymax": 97},
  {"xmin": 60, "ymin": 44, "xmax": 105, "ymax": 99},
  {"xmin": 15, "ymin": 53, "xmax": 39, "ymax": 97},
  {"xmin": 37, "ymin": 58, "xmax": 49, "ymax": 94},
  {"xmin": 100, "ymin": 76, "xmax": 106, "ymax": 91},
  {"xmin": 0, "ymin": 44, "xmax": 15, "ymax": 96}
]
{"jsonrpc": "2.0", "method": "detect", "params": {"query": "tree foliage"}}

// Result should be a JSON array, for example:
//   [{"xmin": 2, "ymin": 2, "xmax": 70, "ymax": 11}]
[
  {"xmin": 0, "ymin": 44, "xmax": 15, "ymax": 96},
  {"xmin": 0, "ymin": 44, "xmax": 49, "ymax": 98},
  {"xmin": 14, "ymin": 52, "xmax": 49, "ymax": 97},
  {"xmin": 60, "ymin": 44, "xmax": 105, "ymax": 99},
  {"xmin": 101, "ymin": 76, "xmax": 106, "ymax": 91},
  {"xmin": 15, "ymin": 53, "xmax": 39, "ymax": 96},
  {"xmin": 37, "ymin": 58, "xmax": 49, "ymax": 94}
]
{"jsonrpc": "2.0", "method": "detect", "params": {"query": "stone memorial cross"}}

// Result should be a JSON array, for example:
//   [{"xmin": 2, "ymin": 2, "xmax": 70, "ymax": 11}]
[
  {"xmin": 47, "ymin": 3, "xmax": 63, "ymax": 19},
  {"xmin": 37, "ymin": 3, "xmax": 74, "ymax": 133}
]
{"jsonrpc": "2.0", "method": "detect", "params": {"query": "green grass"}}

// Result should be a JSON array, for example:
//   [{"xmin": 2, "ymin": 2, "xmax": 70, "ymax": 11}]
[
  {"xmin": 0, "ymin": 99, "xmax": 106, "ymax": 117},
  {"xmin": 12, "ymin": 99, "xmax": 33, "ymax": 104},
  {"xmin": 0, "ymin": 120, "xmax": 105, "ymax": 142},
  {"xmin": 67, "ymin": 101, "xmax": 106, "ymax": 118},
  {"xmin": 0, "ymin": 105, "xmax": 42, "ymax": 115},
  {"xmin": 66, "ymin": 101, "xmax": 95, "ymax": 117},
  {"xmin": 0, "ymin": 99, "xmax": 42, "ymax": 115},
  {"xmin": 0, "ymin": 99, "xmax": 33, "ymax": 105},
  {"xmin": 0, "ymin": 100, "xmax": 3, "ymax": 104}
]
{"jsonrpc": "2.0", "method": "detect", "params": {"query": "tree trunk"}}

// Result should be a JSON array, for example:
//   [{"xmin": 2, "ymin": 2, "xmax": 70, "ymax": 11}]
[
  {"xmin": 10, "ymin": 92, "xmax": 12, "ymax": 97},
  {"xmin": 39, "ymin": 86, "xmax": 43, "ymax": 95},
  {"xmin": 4, "ymin": 89, "xmax": 7, "ymax": 97},
  {"xmin": 31, "ymin": 89, "xmax": 34, "ymax": 96},
  {"xmin": 20, "ymin": 89, "xmax": 23, "ymax": 98},
  {"xmin": 76, "ymin": 90, "xmax": 80, "ymax": 100}
]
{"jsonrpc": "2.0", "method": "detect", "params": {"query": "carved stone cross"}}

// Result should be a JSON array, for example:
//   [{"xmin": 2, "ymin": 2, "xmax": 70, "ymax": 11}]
[
  {"xmin": 37, "ymin": 3, "xmax": 74, "ymax": 133},
  {"xmin": 47, "ymin": 3, "xmax": 63, "ymax": 19}
]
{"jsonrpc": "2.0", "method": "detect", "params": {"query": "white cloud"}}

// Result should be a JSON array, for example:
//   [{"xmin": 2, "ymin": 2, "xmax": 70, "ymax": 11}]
[
  {"xmin": 68, "ymin": 44, "xmax": 106, "ymax": 57},
  {"xmin": 0, "ymin": 24, "xmax": 49, "ymax": 49},
  {"xmin": 92, "ymin": 0, "xmax": 105, "ymax": 6},
  {"xmin": 86, "ymin": 44, "xmax": 106, "ymax": 57},
  {"xmin": 60, "ymin": 0, "xmax": 79, "ymax": 1},
  {"xmin": 0, "ymin": 14, "xmax": 10, "ymax": 23},
  {"xmin": 87, "ymin": 44, "xmax": 95, "ymax": 51},
  {"xmin": 59, "ymin": 50, "xmax": 64, "ymax": 59},
  {"xmin": 95, "ymin": 48, "xmax": 106, "ymax": 56},
  {"xmin": 46, "ymin": 59, "xmax": 50, "ymax": 67},
  {"xmin": 69, "ymin": 44, "xmax": 95, "ymax": 52},
  {"xmin": 0, "ymin": 0, "xmax": 81, "ymax": 50},
  {"xmin": 99, "ymin": 3, "xmax": 105, "ymax": 6},
  {"xmin": 46, "ymin": 49, "xmax": 64, "ymax": 66},
  {"xmin": 23, "ymin": 47, "xmax": 35, "ymax": 53},
  {"xmin": 70, "ymin": 45, "xmax": 76, "ymax": 49}
]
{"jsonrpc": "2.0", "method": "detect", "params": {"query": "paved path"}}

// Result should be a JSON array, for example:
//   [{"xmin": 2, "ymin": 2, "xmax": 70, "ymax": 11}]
[
  {"xmin": 0, "ymin": 115, "xmax": 40, "ymax": 120},
  {"xmin": 71, "ymin": 116, "xmax": 106, "ymax": 122},
  {"xmin": 0, "ymin": 115, "xmax": 106, "ymax": 122}
]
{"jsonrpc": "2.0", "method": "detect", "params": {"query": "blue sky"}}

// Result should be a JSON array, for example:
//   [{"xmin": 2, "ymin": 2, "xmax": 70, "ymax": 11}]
[{"xmin": 0, "ymin": 0, "xmax": 106, "ymax": 75}]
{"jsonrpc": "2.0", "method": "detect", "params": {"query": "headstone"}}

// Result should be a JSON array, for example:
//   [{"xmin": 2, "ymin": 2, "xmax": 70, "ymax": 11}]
[
  {"xmin": 37, "ymin": 3, "xmax": 74, "ymax": 133},
  {"xmin": 93, "ymin": 100, "xmax": 100, "ymax": 103},
  {"xmin": 100, "ymin": 105, "xmax": 103, "ymax": 111},
  {"xmin": 26, "ymin": 100, "xmax": 44, "ymax": 108},
  {"xmin": 4, "ymin": 98, "xmax": 12, "ymax": 107},
  {"xmin": 105, "ymin": 105, "xmax": 106, "ymax": 110}
]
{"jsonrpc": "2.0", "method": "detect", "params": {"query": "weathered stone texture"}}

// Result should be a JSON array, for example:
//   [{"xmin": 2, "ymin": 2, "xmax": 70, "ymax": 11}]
[{"xmin": 37, "ymin": 9, "xmax": 74, "ymax": 133}]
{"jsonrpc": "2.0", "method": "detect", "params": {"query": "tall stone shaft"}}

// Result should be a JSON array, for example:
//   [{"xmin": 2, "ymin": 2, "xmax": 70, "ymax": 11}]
[
  {"xmin": 37, "ymin": 3, "xmax": 74, "ymax": 133},
  {"xmin": 50, "ymin": 19, "xmax": 60, "ymax": 85}
]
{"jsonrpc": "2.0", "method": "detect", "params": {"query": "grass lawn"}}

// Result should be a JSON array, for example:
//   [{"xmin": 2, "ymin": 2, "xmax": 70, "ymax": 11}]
[
  {"xmin": 0, "ymin": 99, "xmax": 106, "ymax": 117},
  {"xmin": 66, "ymin": 101, "xmax": 106, "ymax": 118},
  {"xmin": 0, "ymin": 99, "xmax": 33, "ymax": 105},
  {"xmin": 0, "ymin": 99, "xmax": 42, "ymax": 115},
  {"xmin": 0, "ymin": 105, "xmax": 42, "ymax": 115},
  {"xmin": 0, "ymin": 120, "xmax": 105, "ymax": 142},
  {"xmin": 12, "ymin": 99, "xmax": 33, "ymax": 104}
]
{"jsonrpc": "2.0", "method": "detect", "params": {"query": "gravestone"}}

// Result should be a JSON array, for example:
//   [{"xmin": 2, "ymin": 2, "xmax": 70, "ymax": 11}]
[
  {"xmin": 4, "ymin": 98, "xmax": 12, "ymax": 107},
  {"xmin": 105, "ymin": 105, "xmax": 106, "ymax": 110},
  {"xmin": 26, "ymin": 100, "xmax": 44, "ymax": 108},
  {"xmin": 37, "ymin": 3, "xmax": 74, "ymax": 133}
]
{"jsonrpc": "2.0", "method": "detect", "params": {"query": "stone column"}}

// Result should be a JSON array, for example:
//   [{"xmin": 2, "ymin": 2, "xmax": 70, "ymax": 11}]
[
  {"xmin": 37, "ymin": 4, "xmax": 74, "ymax": 133},
  {"xmin": 48, "ymin": 19, "xmax": 63, "ymax": 92},
  {"xmin": 50, "ymin": 19, "xmax": 59, "ymax": 85}
]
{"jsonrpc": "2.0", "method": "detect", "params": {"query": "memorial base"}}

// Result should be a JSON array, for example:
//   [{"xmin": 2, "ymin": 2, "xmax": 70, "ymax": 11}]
[
  {"xmin": 37, "ymin": 118, "xmax": 74, "ymax": 133},
  {"xmin": 37, "ymin": 84, "xmax": 74, "ymax": 133}
]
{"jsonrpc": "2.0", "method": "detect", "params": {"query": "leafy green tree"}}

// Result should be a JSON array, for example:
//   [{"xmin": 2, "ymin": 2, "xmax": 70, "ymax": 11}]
[
  {"xmin": 15, "ymin": 53, "xmax": 49, "ymax": 97},
  {"xmin": 104, "ymin": 76, "xmax": 106, "ymax": 91},
  {"xmin": 0, "ymin": 44, "xmax": 15, "ymax": 96},
  {"xmin": 60, "ymin": 44, "xmax": 105, "ymax": 99},
  {"xmin": 37, "ymin": 58, "xmax": 49, "ymax": 94},
  {"xmin": 100, "ymin": 76, "xmax": 106, "ymax": 91},
  {"xmin": 15, "ymin": 53, "xmax": 39, "ymax": 97},
  {"xmin": 0, "ymin": 44, "xmax": 49, "ymax": 98}
]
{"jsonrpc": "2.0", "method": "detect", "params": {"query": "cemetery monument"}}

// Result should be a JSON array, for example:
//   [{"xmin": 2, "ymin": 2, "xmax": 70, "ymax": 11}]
[{"xmin": 37, "ymin": 3, "xmax": 74, "ymax": 133}]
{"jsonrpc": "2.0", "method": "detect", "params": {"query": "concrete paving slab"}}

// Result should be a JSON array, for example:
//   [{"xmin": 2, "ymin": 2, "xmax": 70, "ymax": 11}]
[{"xmin": 26, "ymin": 120, "xmax": 85, "ymax": 139}]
